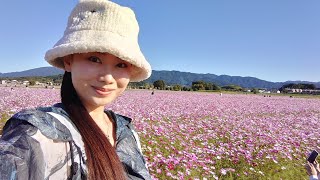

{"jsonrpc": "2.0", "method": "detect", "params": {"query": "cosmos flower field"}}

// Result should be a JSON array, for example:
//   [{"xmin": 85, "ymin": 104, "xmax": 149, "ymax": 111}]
[{"xmin": 1, "ymin": 87, "xmax": 319, "ymax": 179}]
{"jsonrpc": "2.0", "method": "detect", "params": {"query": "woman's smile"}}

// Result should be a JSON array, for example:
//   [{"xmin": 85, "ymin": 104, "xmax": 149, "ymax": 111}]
[{"xmin": 92, "ymin": 86, "xmax": 115, "ymax": 96}]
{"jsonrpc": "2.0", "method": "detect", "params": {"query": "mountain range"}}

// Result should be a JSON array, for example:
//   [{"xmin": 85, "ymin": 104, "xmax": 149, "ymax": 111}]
[{"xmin": 0, "ymin": 67, "xmax": 319, "ymax": 89}]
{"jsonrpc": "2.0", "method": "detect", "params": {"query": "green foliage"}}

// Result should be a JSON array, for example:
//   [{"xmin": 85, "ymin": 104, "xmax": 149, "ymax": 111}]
[
  {"xmin": 222, "ymin": 84, "xmax": 243, "ymax": 91},
  {"xmin": 29, "ymin": 80, "xmax": 36, "ymax": 86},
  {"xmin": 192, "ymin": 81, "xmax": 205, "ymax": 91},
  {"xmin": 52, "ymin": 74, "xmax": 63, "ymax": 84},
  {"xmin": 205, "ymin": 82, "xmax": 221, "ymax": 90},
  {"xmin": 182, "ymin": 86, "xmax": 191, "ymax": 91},
  {"xmin": 128, "ymin": 80, "xmax": 151, "ymax": 89},
  {"xmin": 252, "ymin": 88, "xmax": 259, "ymax": 94},
  {"xmin": 280, "ymin": 83, "xmax": 316, "ymax": 92},
  {"xmin": 153, "ymin": 80, "xmax": 166, "ymax": 90},
  {"xmin": 192, "ymin": 81, "xmax": 220, "ymax": 91},
  {"xmin": 172, "ymin": 84, "xmax": 182, "ymax": 91},
  {"xmin": 0, "ymin": 113, "xmax": 10, "ymax": 135}
]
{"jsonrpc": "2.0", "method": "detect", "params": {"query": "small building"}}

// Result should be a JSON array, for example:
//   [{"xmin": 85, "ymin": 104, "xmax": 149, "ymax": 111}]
[
  {"xmin": 23, "ymin": 81, "xmax": 30, "ymax": 85},
  {"xmin": 9, "ymin": 80, "xmax": 18, "ymax": 85}
]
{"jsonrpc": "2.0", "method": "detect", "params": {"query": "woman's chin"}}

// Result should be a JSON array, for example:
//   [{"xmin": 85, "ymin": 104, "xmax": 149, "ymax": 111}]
[{"xmin": 92, "ymin": 97, "xmax": 116, "ymax": 107}]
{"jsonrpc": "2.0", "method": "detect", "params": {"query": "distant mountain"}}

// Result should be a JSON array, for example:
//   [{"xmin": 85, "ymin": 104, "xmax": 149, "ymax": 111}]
[
  {"xmin": 1, "ymin": 67, "xmax": 319, "ymax": 89},
  {"xmin": 0, "ymin": 67, "xmax": 64, "ymax": 77},
  {"xmin": 145, "ymin": 70, "xmax": 283, "ymax": 88},
  {"xmin": 144, "ymin": 70, "xmax": 320, "ymax": 89}
]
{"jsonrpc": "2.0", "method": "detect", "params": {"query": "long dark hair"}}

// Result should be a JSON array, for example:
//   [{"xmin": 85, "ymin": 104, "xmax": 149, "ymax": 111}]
[{"xmin": 61, "ymin": 71, "xmax": 126, "ymax": 180}]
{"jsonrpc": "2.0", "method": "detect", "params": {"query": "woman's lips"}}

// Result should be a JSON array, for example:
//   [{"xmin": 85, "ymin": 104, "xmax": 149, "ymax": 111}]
[{"xmin": 92, "ymin": 86, "xmax": 115, "ymax": 96}]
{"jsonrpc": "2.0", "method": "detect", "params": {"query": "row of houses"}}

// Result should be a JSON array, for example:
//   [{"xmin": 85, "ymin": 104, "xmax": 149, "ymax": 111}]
[
  {"xmin": 1, "ymin": 80, "xmax": 30, "ymax": 85},
  {"xmin": 285, "ymin": 88, "xmax": 320, "ymax": 94},
  {"xmin": 253, "ymin": 88, "xmax": 320, "ymax": 95},
  {"xmin": 1, "ymin": 80, "xmax": 60, "ymax": 87},
  {"xmin": 246, "ymin": 88, "xmax": 320, "ymax": 95},
  {"xmin": 246, "ymin": 89, "xmax": 281, "ymax": 94}
]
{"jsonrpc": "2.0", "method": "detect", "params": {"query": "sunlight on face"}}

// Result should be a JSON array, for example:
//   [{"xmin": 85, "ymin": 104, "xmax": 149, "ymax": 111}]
[{"xmin": 63, "ymin": 52, "xmax": 132, "ymax": 111}]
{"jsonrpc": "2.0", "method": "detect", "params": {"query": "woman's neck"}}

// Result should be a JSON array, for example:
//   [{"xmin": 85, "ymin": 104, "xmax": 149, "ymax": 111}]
[
  {"xmin": 88, "ymin": 107, "xmax": 106, "ymax": 121},
  {"xmin": 87, "ymin": 106, "xmax": 116, "ymax": 146}
]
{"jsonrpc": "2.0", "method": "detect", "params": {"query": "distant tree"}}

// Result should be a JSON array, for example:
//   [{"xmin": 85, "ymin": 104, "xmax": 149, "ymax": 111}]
[
  {"xmin": 153, "ymin": 80, "xmax": 166, "ymax": 90},
  {"xmin": 173, "ymin": 84, "xmax": 182, "ymax": 91},
  {"xmin": 302, "ymin": 84, "xmax": 316, "ymax": 89},
  {"xmin": 144, "ymin": 83, "xmax": 153, "ymax": 89},
  {"xmin": 29, "ymin": 80, "xmax": 36, "ymax": 86},
  {"xmin": 279, "ymin": 83, "xmax": 293, "ymax": 92},
  {"xmin": 205, "ymin": 82, "xmax": 220, "ymax": 90},
  {"xmin": 192, "ymin": 81, "xmax": 220, "ymax": 91},
  {"xmin": 53, "ymin": 74, "xmax": 63, "ymax": 84},
  {"xmin": 252, "ymin": 88, "xmax": 259, "ymax": 94},
  {"xmin": 192, "ymin": 81, "xmax": 206, "ymax": 91},
  {"xmin": 205, "ymin": 82, "xmax": 213, "ymax": 90},
  {"xmin": 222, "ymin": 85, "xmax": 243, "ymax": 91},
  {"xmin": 128, "ymin": 80, "xmax": 151, "ymax": 89},
  {"xmin": 182, "ymin": 86, "xmax": 191, "ymax": 91},
  {"xmin": 213, "ymin": 84, "xmax": 221, "ymax": 90},
  {"xmin": 279, "ymin": 83, "xmax": 316, "ymax": 92}
]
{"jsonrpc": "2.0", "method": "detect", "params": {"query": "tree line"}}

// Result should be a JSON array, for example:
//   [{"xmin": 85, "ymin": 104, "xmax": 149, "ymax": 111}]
[
  {"xmin": 279, "ymin": 83, "xmax": 316, "ymax": 91},
  {"xmin": 130, "ymin": 80, "xmax": 245, "ymax": 92},
  {"xmin": 130, "ymin": 80, "xmax": 318, "ymax": 93}
]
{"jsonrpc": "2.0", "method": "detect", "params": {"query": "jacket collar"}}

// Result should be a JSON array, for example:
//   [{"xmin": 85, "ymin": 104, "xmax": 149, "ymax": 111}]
[{"xmin": 7, "ymin": 103, "xmax": 132, "ymax": 142}]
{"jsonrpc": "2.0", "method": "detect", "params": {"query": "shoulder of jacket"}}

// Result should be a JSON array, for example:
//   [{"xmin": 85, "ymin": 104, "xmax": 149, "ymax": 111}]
[
  {"xmin": 106, "ymin": 110, "xmax": 133, "ymax": 127},
  {"xmin": 3, "ymin": 106, "xmax": 72, "ymax": 141}
]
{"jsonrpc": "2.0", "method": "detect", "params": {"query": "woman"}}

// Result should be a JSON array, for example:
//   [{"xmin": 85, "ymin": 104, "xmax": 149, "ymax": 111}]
[{"xmin": 0, "ymin": 0, "xmax": 152, "ymax": 179}]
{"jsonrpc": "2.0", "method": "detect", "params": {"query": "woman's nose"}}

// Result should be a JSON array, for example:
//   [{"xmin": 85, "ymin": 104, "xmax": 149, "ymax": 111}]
[{"xmin": 98, "ymin": 70, "xmax": 115, "ymax": 84}]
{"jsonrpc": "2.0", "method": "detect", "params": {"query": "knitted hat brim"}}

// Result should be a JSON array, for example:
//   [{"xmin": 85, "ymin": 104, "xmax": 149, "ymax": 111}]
[{"xmin": 45, "ymin": 30, "xmax": 151, "ymax": 82}]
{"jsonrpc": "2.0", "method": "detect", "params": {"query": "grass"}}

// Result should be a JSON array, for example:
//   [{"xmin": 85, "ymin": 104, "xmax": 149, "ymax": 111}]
[
  {"xmin": 0, "ymin": 113, "xmax": 10, "ymax": 135},
  {"xmin": 216, "ymin": 160, "xmax": 306, "ymax": 180}
]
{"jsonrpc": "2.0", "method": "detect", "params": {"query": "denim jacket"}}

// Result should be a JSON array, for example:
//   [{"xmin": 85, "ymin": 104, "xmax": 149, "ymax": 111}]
[{"xmin": 0, "ymin": 103, "xmax": 151, "ymax": 180}]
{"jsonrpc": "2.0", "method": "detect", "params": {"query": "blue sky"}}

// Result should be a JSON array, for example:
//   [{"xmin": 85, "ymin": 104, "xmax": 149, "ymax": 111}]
[{"xmin": 0, "ymin": 0, "xmax": 319, "ymax": 82}]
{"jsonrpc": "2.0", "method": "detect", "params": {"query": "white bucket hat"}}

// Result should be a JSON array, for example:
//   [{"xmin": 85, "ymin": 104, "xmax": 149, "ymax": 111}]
[{"xmin": 45, "ymin": 0, "xmax": 151, "ymax": 82}]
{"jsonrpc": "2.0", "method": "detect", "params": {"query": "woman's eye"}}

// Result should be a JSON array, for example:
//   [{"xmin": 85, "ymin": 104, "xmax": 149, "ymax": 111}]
[
  {"xmin": 116, "ymin": 63, "xmax": 128, "ymax": 68},
  {"xmin": 88, "ymin": 56, "xmax": 102, "ymax": 63}
]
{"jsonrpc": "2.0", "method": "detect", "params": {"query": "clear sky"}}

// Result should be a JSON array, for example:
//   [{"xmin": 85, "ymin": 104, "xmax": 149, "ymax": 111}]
[{"xmin": 0, "ymin": 0, "xmax": 319, "ymax": 82}]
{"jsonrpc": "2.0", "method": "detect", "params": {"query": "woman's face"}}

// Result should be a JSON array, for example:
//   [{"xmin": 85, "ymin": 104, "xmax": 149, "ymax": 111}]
[{"xmin": 63, "ymin": 52, "xmax": 132, "ymax": 111}]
